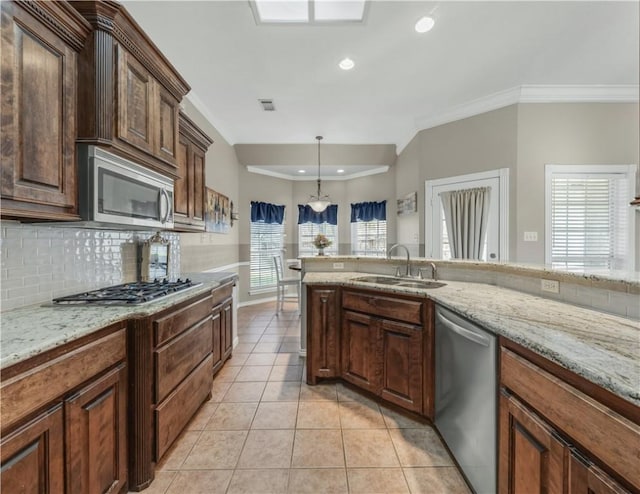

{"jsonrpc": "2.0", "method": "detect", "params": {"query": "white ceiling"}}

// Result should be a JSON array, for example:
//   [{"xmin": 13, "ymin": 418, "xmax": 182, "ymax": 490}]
[{"xmin": 123, "ymin": 0, "xmax": 639, "ymax": 176}]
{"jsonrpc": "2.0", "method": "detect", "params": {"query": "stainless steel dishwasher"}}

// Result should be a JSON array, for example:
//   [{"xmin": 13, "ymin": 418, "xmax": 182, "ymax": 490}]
[{"xmin": 435, "ymin": 305, "xmax": 497, "ymax": 494}]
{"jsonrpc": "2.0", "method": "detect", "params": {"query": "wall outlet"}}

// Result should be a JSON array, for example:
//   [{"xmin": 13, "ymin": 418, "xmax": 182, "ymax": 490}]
[
  {"xmin": 524, "ymin": 231, "xmax": 538, "ymax": 242},
  {"xmin": 332, "ymin": 262, "xmax": 344, "ymax": 270},
  {"xmin": 541, "ymin": 279, "xmax": 560, "ymax": 293}
]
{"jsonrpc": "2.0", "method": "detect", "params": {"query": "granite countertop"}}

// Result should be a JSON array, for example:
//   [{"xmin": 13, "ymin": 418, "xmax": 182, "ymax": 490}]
[
  {"xmin": 0, "ymin": 272, "xmax": 237, "ymax": 370},
  {"xmin": 303, "ymin": 272, "xmax": 640, "ymax": 406}
]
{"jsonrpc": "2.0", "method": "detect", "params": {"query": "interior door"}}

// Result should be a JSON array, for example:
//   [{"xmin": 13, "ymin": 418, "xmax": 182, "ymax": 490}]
[{"xmin": 426, "ymin": 169, "xmax": 508, "ymax": 261}]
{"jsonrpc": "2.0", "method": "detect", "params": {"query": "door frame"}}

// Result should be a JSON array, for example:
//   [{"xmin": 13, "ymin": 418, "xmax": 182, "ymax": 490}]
[{"xmin": 425, "ymin": 168, "xmax": 510, "ymax": 261}]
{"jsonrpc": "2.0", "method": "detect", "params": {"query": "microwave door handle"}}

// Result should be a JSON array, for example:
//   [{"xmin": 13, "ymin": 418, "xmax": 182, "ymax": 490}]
[{"xmin": 159, "ymin": 188, "xmax": 171, "ymax": 223}]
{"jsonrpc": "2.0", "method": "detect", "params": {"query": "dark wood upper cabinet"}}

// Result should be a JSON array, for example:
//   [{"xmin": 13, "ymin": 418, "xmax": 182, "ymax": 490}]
[
  {"xmin": 174, "ymin": 112, "xmax": 213, "ymax": 231},
  {"xmin": 0, "ymin": 1, "xmax": 91, "ymax": 221},
  {"xmin": 71, "ymin": 1, "xmax": 190, "ymax": 178}
]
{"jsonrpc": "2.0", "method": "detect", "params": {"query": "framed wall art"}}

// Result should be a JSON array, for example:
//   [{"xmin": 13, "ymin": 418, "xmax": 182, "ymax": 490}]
[
  {"xmin": 397, "ymin": 191, "xmax": 417, "ymax": 216},
  {"xmin": 205, "ymin": 188, "xmax": 231, "ymax": 233}
]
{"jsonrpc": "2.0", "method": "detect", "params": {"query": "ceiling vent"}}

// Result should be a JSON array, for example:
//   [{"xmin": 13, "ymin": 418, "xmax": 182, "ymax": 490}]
[{"xmin": 259, "ymin": 99, "xmax": 276, "ymax": 111}]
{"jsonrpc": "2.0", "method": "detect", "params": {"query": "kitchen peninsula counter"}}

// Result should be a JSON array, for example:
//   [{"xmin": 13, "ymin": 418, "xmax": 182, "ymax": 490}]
[
  {"xmin": 303, "ymin": 271, "xmax": 640, "ymax": 406},
  {"xmin": 0, "ymin": 272, "xmax": 237, "ymax": 369}
]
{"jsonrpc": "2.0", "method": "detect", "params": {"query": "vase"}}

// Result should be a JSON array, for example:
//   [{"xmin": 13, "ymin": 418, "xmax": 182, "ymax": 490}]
[{"xmin": 317, "ymin": 248, "xmax": 325, "ymax": 256}]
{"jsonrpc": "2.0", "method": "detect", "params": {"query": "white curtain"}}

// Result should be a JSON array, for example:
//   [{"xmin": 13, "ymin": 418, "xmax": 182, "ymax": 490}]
[{"xmin": 440, "ymin": 187, "xmax": 490, "ymax": 260}]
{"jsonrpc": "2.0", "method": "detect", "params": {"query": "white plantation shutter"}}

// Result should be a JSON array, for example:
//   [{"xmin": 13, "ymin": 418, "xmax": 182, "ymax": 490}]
[
  {"xmin": 547, "ymin": 167, "xmax": 631, "ymax": 271},
  {"xmin": 250, "ymin": 221, "xmax": 284, "ymax": 290},
  {"xmin": 351, "ymin": 220, "xmax": 387, "ymax": 256},
  {"xmin": 298, "ymin": 223, "xmax": 338, "ymax": 256}
]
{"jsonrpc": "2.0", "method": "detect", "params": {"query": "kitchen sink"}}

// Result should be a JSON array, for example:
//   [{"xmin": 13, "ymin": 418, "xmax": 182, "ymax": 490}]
[{"xmin": 352, "ymin": 276, "xmax": 446, "ymax": 289}]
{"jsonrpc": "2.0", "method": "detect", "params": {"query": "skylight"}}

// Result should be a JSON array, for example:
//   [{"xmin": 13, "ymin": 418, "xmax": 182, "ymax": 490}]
[{"xmin": 251, "ymin": 0, "xmax": 367, "ymax": 24}]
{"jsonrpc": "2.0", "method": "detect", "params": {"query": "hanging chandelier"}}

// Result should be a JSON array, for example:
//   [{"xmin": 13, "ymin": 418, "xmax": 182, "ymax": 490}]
[{"xmin": 307, "ymin": 136, "xmax": 331, "ymax": 213}]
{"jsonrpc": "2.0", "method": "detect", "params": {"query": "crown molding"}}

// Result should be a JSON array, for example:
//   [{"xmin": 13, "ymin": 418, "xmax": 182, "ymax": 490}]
[
  {"xmin": 407, "ymin": 84, "xmax": 640, "ymax": 153},
  {"xmin": 246, "ymin": 165, "xmax": 389, "ymax": 181},
  {"xmin": 185, "ymin": 91, "xmax": 236, "ymax": 145}
]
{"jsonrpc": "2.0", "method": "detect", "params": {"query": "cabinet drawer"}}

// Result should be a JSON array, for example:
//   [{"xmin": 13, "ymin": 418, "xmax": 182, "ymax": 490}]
[
  {"xmin": 501, "ymin": 348, "xmax": 640, "ymax": 490},
  {"xmin": 211, "ymin": 282, "xmax": 233, "ymax": 307},
  {"xmin": 1, "ymin": 328, "xmax": 126, "ymax": 431},
  {"xmin": 154, "ymin": 293, "xmax": 212, "ymax": 346},
  {"xmin": 155, "ymin": 316, "xmax": 213, "ymax": 402},
  {"xmin": 155, "ymin": 354, "xmax": 213, "ymax": 460},
  {"xmin": 342, "ymin": 290, "xmax": 423, "ymax": 325}
]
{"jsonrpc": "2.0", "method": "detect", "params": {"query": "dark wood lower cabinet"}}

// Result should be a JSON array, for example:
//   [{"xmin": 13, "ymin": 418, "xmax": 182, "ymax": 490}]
[
  {"xmin": 379, "ymin": 318, "xmax": 423, "ymax": 413},
  {"xmin": 307, "ymin": 285, "xmax": 430, "ymax": 417},
  {"xmin": 0, "ymin": 326, "xmax": 127, "ymax": 494},
  {"xmin": 499, "ymin": 344, "xmax": 640, "ymax": 494},
  {"xmin": 498, "ymin": 391, "xmax": 567, "ymax": 494},
  {"xmin": 568, "ymin": 452, "xmax": 631, "ymax": 494},
  {"xmin": 65, "ymin": 364, "xmax": 127, "ymax": 494},
  {"xmin": 0, "ymin": 405, "xmax": 65, "ymax": 494},
  {"xmin": 341, "ymin": 310, "xmax": 379, "ymax": 394},
  {"xmin": 307, "ymin": 287, "xmax": 340, "ymax": 383},
  {"xmin": 222, "ymin": 300, "xmax": 233, "ymax": 360}
]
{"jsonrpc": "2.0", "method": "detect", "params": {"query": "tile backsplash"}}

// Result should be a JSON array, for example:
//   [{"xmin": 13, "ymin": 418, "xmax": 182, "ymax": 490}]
[{"xmin": 0, "ymin": 222, "xmax": 180, "ymax": 311}]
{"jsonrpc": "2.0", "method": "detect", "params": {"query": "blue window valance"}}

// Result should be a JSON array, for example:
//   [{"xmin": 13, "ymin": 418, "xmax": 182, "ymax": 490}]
[
  {"xmin": 251, "ymin": 201, "xmax": 285, "ymax": 224},
  {"xmin": 350, "ymin": 200, "xmax": 387, "ymax": 222},
  {"xmin": 297, "ymin": 204, "xmax": 338, "ymax": 225}
]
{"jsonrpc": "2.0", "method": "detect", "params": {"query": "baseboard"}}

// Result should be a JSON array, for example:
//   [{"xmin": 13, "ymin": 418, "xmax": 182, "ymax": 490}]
[{"xmin": 238, "ymin": 296, "xmax": 278, "ymax": 308}]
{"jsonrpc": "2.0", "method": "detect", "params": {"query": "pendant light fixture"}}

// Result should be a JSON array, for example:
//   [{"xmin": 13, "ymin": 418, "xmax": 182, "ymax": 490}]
[{"xmin": 307, "ymin": 136, "xmax": 331, "ymax": 212}]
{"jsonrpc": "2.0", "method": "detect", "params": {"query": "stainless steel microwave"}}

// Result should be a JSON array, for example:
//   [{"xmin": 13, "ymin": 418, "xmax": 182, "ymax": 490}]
[{"xmin": 78, "ymin": 145, "xmax": 174, "ymax": 230}]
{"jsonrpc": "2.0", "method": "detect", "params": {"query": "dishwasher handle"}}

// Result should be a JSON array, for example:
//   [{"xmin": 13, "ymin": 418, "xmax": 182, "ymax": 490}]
[{"xmin": 436, "ymin": 311, "xmax": 490, "ymax": 347}]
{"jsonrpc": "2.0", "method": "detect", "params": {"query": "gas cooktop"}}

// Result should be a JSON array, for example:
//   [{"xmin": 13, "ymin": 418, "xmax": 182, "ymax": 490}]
[{"xmin": 52, "ymin": 278, "xmax": 202, "ymax": 305}]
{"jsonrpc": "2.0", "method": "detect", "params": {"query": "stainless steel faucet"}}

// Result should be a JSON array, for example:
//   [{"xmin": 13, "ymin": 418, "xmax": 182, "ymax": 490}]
[
  {"xmin": 387, "ymin": 243, "xmax": 411, "ymax": 277},
  {"xmin": 429, "ymin": 262, "xmax": 438, "ymax": 281}
]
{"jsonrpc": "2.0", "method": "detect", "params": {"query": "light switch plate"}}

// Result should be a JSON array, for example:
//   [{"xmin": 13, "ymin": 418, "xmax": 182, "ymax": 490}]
[
  {"xmin": 332, "ymin": 262, "xmax": 344, "ymax": 270},
  {"xmin": 524, "ymin": 231, "xmax": 538, "ymax": 242},
  {"xmin": 541, "ymin": 279, "xmax": 560, "ymax": 293}
]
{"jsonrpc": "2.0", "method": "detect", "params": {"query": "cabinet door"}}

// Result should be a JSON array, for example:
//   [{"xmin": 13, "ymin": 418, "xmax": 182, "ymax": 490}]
[
  {"xmin": 1, "ymin": 2, "xmax": 78, "ymax": 219},
  {"xmin": 222, "ymin": 300, "xmax": 233, "ymax": 359},
  {"xmin": 192, "ymin": 146, "xmax": 206, "ymax": 223},
  {"xmin": 1, "ymin": 405, "xmax": 64, "ymax": 494},
  {"xmin": 499, "ymin": 392, "xmax": 568, "ymax": 494},
  {"xmin": 379, "ymin": 318, "xmax": 423, "ymax": 413},
  {"xmin": 155, "ymin": 85, "xmax": 179, "ymax": 165},
  {"xmin": 65, "ymin": 364, "xmax": 127, "ymax": 494},
  {"xmin": 174, "ymin": 134, "xmax": 190, "ymax": 222},
  {"xmin": 117, "ymin": 46, "xmax": 154, "ymax": 155},
  {"xmin": 341, "ymin": 310, "xmax": 380, "ymax": 394},
  {"xmin": 568, "ymin": 452, "xmax": 631, "ymax": 494},
  {"xmin": 211, "ymin": 307, "xmax": 223, "ymax": 375},
  {"xmin": 307, "ymin": 287, "xmax": 340, "ymax": 383}
]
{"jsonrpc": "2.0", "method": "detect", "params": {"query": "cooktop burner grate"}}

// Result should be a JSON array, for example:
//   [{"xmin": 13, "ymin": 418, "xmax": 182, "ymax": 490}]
[{"xmin": 53, "ymin": 279, "xmax": 202, "ymax": 305}]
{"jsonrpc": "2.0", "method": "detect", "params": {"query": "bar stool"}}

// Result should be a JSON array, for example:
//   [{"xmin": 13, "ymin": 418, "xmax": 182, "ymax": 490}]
[{"xmin": 273, "ymin": 255, "xmax": 300, "ymax": 312}]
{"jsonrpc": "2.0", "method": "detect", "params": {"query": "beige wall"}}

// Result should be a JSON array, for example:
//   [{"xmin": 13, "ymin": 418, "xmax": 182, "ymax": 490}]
[
  {"xmin": 395, "ymin": 133, "xmax": 422, "ymax": 256},
  {"xmin": 235, "ymin": 143, "xmax": 396, "ymax": 168},
  {"xmin": 403, "ymin": 105, "xmax": 519, "ymax": 258},
  {"xmin": 179, "ymin": 99, "xmax": 242, "ymax": 273},
  {"xmin": 516, "ymin": 103, "xmax": 640, "ymax": 264},
  {"xmin": 397, "ymin": 102, "xmax": 639, "ymax": 265}
]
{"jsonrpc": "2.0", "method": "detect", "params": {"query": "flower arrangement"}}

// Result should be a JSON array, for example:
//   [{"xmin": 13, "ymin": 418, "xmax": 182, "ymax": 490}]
[{"xmin": 312, "ymin": 233, "xmax": 332, "ymax": 249}]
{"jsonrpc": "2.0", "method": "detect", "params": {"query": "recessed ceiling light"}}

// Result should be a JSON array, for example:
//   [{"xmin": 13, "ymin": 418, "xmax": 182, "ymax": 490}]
[
  {"xmin": 298, "ymin": 170, "xmax": 306, "ymax": 173},
  {"xmin": 339, "ymin": 58, "xmax": 355, "ymax": 70},
  {"xmin": 415, "ymin": 16, "xmax": 435, "ymax": 33},
  {"xmin": 337, "ymin": 169, "xmax": 345, "ymax": 173}
]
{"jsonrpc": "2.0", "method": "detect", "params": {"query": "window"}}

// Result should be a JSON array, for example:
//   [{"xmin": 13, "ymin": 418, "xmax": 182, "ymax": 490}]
[
  {"xmin": 350, "ymin": 200, "xmax": 387, "ymax": 256},
  {"xmin": 545, "ymin": 165, "xmax": 635, "ymax": 272},
  {"xmin": 351, "ymin": 220, "xmax": 387, "ymax": 256},
  {"xmin": 298, "ymin": 222, "xmax": 338, "ymax": 256},
  {"xmin": 250, "ymin": 201, "xmax": 285, "ymax": 291}
]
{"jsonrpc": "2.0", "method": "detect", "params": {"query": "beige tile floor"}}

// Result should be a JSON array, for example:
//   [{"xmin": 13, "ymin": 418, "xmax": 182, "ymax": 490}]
[{"xmin": 139, "ymin": 302, "xmax": 471, "ymax": 494}]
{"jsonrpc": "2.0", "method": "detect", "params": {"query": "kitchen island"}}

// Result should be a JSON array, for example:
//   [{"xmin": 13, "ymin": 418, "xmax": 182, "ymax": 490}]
[{"xmin": 302, "ymin": 260, "xmax": 639, "ymax": 493}]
